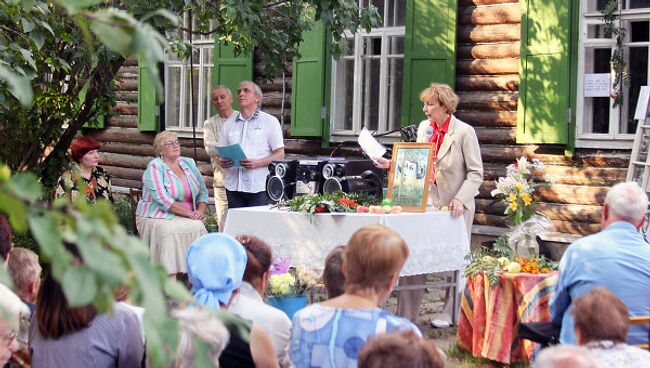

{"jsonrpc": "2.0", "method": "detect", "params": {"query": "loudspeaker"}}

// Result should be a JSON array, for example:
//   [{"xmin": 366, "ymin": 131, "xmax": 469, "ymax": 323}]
[
  {"xmin": 294, "ymin": 159, "xmax": 327, "ymax": 196},
  {"xmin": 321, "ymin": 160, "xmax": 383, "ymax": 199},
  {"xmin": 266, "ymin": 160, "xmax": 298, "ymax": 202}
]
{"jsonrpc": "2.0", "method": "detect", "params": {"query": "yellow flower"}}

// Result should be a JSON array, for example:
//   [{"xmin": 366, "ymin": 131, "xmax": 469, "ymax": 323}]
[
  {"xmin": 521, "ymin": 193, "xmax": 532, "ymax": 206},
  {"xmin": 516, "ymin": 182, "xmax": 525, "ymax": 192},
  {"xmin": 509, "ymin": 202, "xmax": 518, "ymax": 211},
  {"xmin": 508, "ymin": 193, "xmax": 517, "ymax": 202}
]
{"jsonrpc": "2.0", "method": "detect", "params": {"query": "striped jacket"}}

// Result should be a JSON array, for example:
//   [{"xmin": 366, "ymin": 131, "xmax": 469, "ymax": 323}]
[{"xmin": 136, "ymin": 157, "xmax": 208, "ymax": 219}]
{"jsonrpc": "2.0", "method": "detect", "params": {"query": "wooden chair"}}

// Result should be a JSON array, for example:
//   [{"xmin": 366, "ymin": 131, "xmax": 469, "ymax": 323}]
[
  {"xmin": 129, "ymin": 188, "xmax": 142, "ymax": 236},
  {"xmin": 629, "ymin": 315, "xmax": 650, "ymax": 350}
]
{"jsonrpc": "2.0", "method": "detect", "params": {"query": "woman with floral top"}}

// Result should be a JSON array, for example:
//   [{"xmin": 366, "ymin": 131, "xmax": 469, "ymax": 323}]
[
  {"xmin": 55, "ymin": 137, "xmax": 113, "ymax": 203},
  {"xmin": 136, "ymin": 131, "xmax": 209, "ymax": 277}
]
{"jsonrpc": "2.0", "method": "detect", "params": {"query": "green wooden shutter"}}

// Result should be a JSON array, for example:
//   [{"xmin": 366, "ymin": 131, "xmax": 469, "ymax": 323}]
[
  {"xmin": 137, "ymin": 61, "xmax": 159, "ymax": 132},
  {"xmin": 291, "ymin": 20, "xmax": 327, "ymax": 137},
  {"xmin": 212, "ymin": 42, "xmax": 253, "ymax": 113},
  {"xmin": 401, "ymin": 0, "xmax": 457, "ymax": 127},
  {"xmin": 517, "ymin": 0, "xmax": 572, "ymax": 144}
]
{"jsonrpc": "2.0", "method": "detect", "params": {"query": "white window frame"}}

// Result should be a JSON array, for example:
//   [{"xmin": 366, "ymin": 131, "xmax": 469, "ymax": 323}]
[
  {"xmin": 164, "ymin": 14, "xmax": 214, "ymax": 137},
  {"xmin": 330, "ymin": 0, "xmax": 405, "ymax": 141},
  {"xmin": 576, "ymin": 1, "xmax": 650, "ymax": 148}
]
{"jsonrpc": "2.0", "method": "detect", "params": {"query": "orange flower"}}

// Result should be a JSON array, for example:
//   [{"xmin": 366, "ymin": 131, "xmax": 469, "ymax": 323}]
[{"xmin": 337, "ymin": 198, "xmax": 358, "ymax": 207}]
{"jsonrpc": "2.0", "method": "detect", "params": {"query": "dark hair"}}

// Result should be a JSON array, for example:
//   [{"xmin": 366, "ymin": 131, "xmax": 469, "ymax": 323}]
[
  {"xmin": 236, "ymin": 235, "xmax": 272, "ymax": 285},
  {"xmin": 70, "ymin": 137, "xmax": 100, "ymax": 163},
  {"xmin": 358, "ymin": 330, "xmax": 444, "ymax": 368},
  {"xmin": 322, "ymin": 246, "xmax": 345, "ymax": 299},
  {"xmin": 0, "ymin": 213, "xmax": 12, "ymax": 260},
  {"xmin": 574, "ymin": 287, "xmax": 629, "ymax": 344}
]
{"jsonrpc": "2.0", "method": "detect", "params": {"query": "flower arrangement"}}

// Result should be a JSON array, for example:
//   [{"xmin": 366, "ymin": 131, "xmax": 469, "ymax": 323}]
[
  {"xmin": 490, "ymin": 157, "xmax": 554, "ymax": 257},
  {"xmin": 286, "ymin": 191, "xmax": 380, "ymax": 215},
  {"xmin": 267, "ymin": 258, "xmax": 319, "ymax": 297},
  {"xmin": 464, "ymin": 251, "xmax": 558, "ymax": 286}
]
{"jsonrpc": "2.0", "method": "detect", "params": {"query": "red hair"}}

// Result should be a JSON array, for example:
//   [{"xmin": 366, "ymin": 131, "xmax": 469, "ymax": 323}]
[{"xmin": 70, "ymin": 137, "xmax": 100, "ymax": 163}]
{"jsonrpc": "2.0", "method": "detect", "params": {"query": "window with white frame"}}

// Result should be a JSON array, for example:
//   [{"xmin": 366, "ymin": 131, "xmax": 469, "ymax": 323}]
[
  {"xmin": 577, "ymin": 0, "xmax": 650, "ymax": 147},
  {"xmin": 164, "ymin": 14, "xmax": 214, "ymax": 132},
  {"xmin": 330, "ymin": 0, "xmax": 405, "ymax": 136}
]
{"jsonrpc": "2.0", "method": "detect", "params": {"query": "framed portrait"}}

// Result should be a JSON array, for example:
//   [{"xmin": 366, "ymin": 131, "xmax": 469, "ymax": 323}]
[{"xmin": 385, "ymin": 142, "xmax": 435, "ymax": 212}]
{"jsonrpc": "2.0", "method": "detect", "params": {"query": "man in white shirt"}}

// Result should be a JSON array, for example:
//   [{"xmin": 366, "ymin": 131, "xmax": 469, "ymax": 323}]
[
  {"xmin": 218, "ymin": 81, "xmax": 285, "ymax": 207},
  {"xmin": 203, "ymin": 85, "xmax": 238, "ymax": 231}
]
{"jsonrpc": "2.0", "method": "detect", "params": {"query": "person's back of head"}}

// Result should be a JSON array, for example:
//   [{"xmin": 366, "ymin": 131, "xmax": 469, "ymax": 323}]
[
  {"xmin": 237, "ymin": 235, "xmax": 272, "ymax": 290},
  {"xmin": 344, "ymin": 225, "xmax": 409, "ymax": 294},
  {"xmin": 604, "ymin": 182, "xmax": 648, "ymax": 226},
  {"xmin": 574, "ymin": 287, "xmax": 629, "ymax": 344},
  {"xmin": 534, "ymin": 345, "xmax": 598, "ymax": 368},
  {"xmin": 168, "ymin": 307, "xmax": 230, "ymax": 368},
  {"xmin": 7, "ymin": 247, "xmax": 41, "ymax": 302},
  {"xmin": 322, "ymin": 245, "xmax": 345, "ymax": 299},
  {"xmin": 358, "ymin": 330, "xmax": 444, "ymax": 368}
]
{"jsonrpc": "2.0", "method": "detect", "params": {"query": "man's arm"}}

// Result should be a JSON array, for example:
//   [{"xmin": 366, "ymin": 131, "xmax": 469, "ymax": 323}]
[
  {"xmin": 549, "ymin": 249, "xmax": 573, "ymax": 326},
  {"xmin": 202, "ymin": 119, "xmax": 219, "ymax": 158}
]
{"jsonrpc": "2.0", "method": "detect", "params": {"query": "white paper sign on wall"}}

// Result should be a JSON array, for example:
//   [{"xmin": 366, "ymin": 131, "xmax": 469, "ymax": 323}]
[{"xmin": 584, "ymin": 73, "xmax": 611, "ymax": 97}]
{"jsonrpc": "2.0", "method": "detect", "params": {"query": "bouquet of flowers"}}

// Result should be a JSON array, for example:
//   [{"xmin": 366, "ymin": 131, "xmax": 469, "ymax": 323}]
[
  {"xmin": 286, "ymin": 191, "xmax": 379, "ymax": 215},
  {"xmin": 267, "ymin": 258, "xmax": 319, "ymax": 297},
  {"xmin": 490, "ymin": 157, "xmax": 554, "ymax": 257}
]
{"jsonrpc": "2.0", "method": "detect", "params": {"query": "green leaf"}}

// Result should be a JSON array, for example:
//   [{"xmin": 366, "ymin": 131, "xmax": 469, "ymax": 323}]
[
  {"xmin": 62, "ymin": 265, "xmax": 97, "ymax": 306},
  {"xmin": 88, "ymin": 9, "xmax": 136, "ymax": 57},
  {"xmin": 163, "ymin": 278, "xmax": 194, "ymax": 303},
  {"xmin": 56, "ymin": 0, "xmax": 103, "ymax": 15},
  {"xmin": 6, "ymin": 172, "xmax": 42, "ymax": 201},
  {"xmin": 21, "ymin": 17, "xmax": 35, "ymax": 33},
  {"xmin": 28, "ymin": 212, "xmax": 71, "ymax": 267},
  {"xmin": 30, "ymin": 31, "xmax": 45, "ymax": 50},
  {"xmin": 140, "ymin": 9, "xmax": 180, "ymax": 25},
  {"xmin": 0, "ymin": 64, "xmax": 33, "ymax": 106},
  {"xmin": 76, "ymin": 217, "xmax": 126, "ymax": 282},
  {"xmin": 0, "ymin": 191, "xmax": 27, "ymax": 232}
]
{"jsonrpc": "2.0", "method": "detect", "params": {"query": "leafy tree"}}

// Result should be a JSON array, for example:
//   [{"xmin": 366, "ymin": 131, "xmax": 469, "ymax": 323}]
[{"xmin": 0, "ymin": 0, "xmax": 379, "ymax": 187}]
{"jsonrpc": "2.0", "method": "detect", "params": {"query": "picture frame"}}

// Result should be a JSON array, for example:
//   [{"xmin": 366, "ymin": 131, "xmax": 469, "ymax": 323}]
[{"xmin": 386, "ymin": 142, "xmax": 435, "ymax": 212}]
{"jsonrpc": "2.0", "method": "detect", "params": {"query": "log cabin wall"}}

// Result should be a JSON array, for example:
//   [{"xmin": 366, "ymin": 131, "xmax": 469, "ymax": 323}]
[{"xmin": 93, "ymin": 0, "xmax": 631, "ymax": 239}]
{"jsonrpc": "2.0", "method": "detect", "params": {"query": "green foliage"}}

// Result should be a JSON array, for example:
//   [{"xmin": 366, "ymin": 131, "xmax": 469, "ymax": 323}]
[
  {"xmin": 602, "ymin": 0, "xmax": 630, "ymax": 108},
  {"xmin": 286, "ymin": 191, "xmax": 379, "ymax": 214},
  {"xmin": 464, "ymin": 250, "xmax": 503, "ymax": 286},
  {"xmin": 113, "ymin": 195, "xmax": 135, "ymax": 234},
  {"xmin": 202, "ymin": 205, "xmax": 219, "ymax": 233}
]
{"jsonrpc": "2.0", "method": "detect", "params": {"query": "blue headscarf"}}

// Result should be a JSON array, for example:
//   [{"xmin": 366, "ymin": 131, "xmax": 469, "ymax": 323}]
[{"xmin": 186, "ymin": 233, "xmax": 248, "ymax": 310}]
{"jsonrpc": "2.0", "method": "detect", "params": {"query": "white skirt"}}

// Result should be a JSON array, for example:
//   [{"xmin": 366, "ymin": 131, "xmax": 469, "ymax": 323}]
[{"xmin": 136, "ymin": 216, "xmax": 207, "ymax": 274}]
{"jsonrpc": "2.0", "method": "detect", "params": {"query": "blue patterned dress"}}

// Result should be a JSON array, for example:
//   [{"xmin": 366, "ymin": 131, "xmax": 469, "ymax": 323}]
[{"xmin": 290, "ymin": 304, "xmax": 421, "ymax": 368}]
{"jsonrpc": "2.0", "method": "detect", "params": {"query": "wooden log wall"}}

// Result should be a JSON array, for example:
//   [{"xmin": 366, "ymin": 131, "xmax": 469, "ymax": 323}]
[{"xmin": 456, "ymin": 0, "xmax": 629, "ymax": 235}]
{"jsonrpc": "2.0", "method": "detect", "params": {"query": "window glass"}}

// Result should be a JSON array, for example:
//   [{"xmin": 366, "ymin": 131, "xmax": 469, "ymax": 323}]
[{"xmin": 630, "ymin": 0, "xmax": 650, "ymax": 10}]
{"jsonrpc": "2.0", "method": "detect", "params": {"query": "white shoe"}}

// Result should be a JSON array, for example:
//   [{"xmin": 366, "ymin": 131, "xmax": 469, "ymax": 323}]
[{"xmin": 431, "ymin": 319, "xmax": 451, "ymax": 328}]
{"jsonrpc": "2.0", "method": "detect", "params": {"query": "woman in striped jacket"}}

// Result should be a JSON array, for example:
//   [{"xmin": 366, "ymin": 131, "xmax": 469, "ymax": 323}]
[{"xmin": 136, "ymin": 131, "xmax": 209, "ymax": 277}]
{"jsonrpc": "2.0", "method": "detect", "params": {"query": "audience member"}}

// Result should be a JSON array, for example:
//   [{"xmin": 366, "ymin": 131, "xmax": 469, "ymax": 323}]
[
  {"xmin": 136, "ymin": 131, "xmax": 209, "ymax": 277},
  {"xmin": 6, "ymin": 247, "xmax": 41, "ymax": 317},
  {"xmin": 229, "ymin": 235, "xmax": 291, "ymax": 366},
  {"xmin": 533, "ymin": 345, "xmax": 598, "ymax": 368},
  {"xmin": 168, "ymin": 307, "xmax": 230, "ymax": 368},
  {"xmin": 55, "ymin": 136, "xmax": 114, "ymax": 203},
  {"xmin": 550, "ymin": 181, "xmax": 650, "ymax": 344},
  {"xmin": 290, "ymin": 225, "xmax": 421, "ymax": 367},
  {"xmin": 322, "ymin": 245, "xmax": 346, "ymax": 299},
  {"xmin": 186, "ymin": 233, "xmax": 279, "ymax": 368},
  {"xmin": 0, "ymin": 283, "xmax": 29, "ymax": 366},
  {"xmin": 203, "ymin": 85, "xmax": 238, "ymax": 231},
  {"xmin": 218, "ymin": 81, "xmax": 284, "ymax": 208},
  {"xmin": 358, "ymin": 330, "xmax": 445, "ymax": 368},
  {"xmin": 29, "ymin": 247, "xmax": 144, "ymax": 367},
  {"xmin": 574, "ymin": 287, "xmax": 650, "ymax": 366}
]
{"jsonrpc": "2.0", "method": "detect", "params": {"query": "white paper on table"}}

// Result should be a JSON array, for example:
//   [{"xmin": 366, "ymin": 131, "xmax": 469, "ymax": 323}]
[
  {"xmin": 634, "ymin": 86, "xmax": 650, "ymax": 120},
  {"xmin": 358, "ymin": 127, "xmax": 387, "ymax": 159}
]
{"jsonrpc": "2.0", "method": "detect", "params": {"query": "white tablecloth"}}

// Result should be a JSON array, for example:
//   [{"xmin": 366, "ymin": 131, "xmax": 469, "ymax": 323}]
[{"xmin": 223, "ymin": 206, "xmax": 470, "ymax": 277}]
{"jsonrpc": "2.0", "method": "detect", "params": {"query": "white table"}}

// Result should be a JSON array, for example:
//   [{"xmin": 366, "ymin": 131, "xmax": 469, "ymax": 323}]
[{"xmin": 224, "ymin": 206, "xmax": 470, "ymax": 322}]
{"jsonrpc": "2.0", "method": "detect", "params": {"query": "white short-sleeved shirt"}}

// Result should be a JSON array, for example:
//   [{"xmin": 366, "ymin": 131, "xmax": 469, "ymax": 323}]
[{"xmin": 218, "ymin": 109, "xmax": 284, "ymax": 193}]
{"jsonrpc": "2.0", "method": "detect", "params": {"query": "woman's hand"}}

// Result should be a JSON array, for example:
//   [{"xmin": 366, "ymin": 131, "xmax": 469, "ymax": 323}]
[
  {"xmin": 191, "ymin": 203, "xmax": 207, "ymax": 220},
  {"xmin": 372, "ymin": 156, "xmax": 391, "ymax": 170},
  {"xmin": 449, "ymin": 199, "xmax": 465, "ymax": 218}
]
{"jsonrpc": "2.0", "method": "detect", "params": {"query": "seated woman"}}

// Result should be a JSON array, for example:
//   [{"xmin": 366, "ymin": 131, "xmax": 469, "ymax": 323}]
[
  {"xmin": 574, "ymin": 287, "xmax": 650, "ymax": 366},
  {"xmin": 290, "ymin": 225, "xmax": 421, "ymax": 367},
  {"xmin": 229, "ymin": 235, "xmax": 292, "ymax": 366},
  {"xmin": 136, "ymin": 131, "xmax": 208, "ymax": 276},
  {"xmin": 29, "ymin": 247, "xmax": 144, "ymax": 367},
  {"xmin": 55, "ymin": 136, "xmax": 113, "ymax": 203},
  {"xmin": 186, "ymin": 233, "xmax": 279, "ymax": 368}
]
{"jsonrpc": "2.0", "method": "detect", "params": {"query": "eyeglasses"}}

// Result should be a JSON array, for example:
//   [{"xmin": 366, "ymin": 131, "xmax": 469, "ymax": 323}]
[
  {"xmin": 163, "ymin": 140, "xmax": 180, "ymax": 147},
  {"xmin": 0, "ymin": 330, "xmax": 16, "ymax": 347}
]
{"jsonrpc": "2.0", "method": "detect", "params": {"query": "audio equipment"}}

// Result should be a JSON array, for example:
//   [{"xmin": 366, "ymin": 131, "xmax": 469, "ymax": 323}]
[
  {"xmin": 321, "ymin": 159, "xmax": 384, "ymax": 199},
  {"xmin": 266, "ymin": 160, "xmax": 298, "ymax": 202}
]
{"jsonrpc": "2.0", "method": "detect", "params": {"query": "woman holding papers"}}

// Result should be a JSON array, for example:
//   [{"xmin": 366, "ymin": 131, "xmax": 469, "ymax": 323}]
[{"xmin": 136, "ymin": 131, "xmax": 209, "ymax": 277}]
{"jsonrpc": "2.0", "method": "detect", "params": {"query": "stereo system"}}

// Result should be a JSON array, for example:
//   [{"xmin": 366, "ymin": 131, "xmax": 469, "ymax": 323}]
[{"xmin": 266, "ymin": 158, "xmax": 383, "ymax": 202}]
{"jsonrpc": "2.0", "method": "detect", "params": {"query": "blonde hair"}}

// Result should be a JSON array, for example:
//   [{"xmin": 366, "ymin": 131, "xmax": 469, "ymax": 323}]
[
  {"xmin": 153, "ymin": 131, "xmax": 178, "ymax": 155},
  {"xmin": 344, "ymin": 225, "xmax": 409, "ymax": 294},
  {"xmin": 419, "ymin": 83, "xmax": 459, "ymax": 114}
]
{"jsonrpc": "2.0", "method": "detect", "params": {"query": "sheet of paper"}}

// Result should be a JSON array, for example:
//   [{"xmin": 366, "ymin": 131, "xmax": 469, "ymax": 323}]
[
  {"xmin": 584, "ymin": 73, "xmax": 610, "ymax": 97},
  {"xmin": 358, "ymin": 127, "xmax": 387, "ymax": 159},
  {"xmin": 634, "ymin": 86, "xmax": 650, "ymax": 120},
  {"xmin": 216, "ymin": 144, "xmax": 247, "ymax": 167}
]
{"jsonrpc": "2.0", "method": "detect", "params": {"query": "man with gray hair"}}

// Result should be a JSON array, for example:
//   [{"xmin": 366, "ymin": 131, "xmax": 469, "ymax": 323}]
[
  {"xmin": 203, "ymin": 85, "xmax": 238, "ymax": 231},
  {"xmin": 218, "ymin": 80, "xmax": 284, "ymax": 208},
  {"xmin": 534, "ymin": 345, "xmax": 598, "ymax": 368},
  {"xmin": 550, "ymin": 181, "xmax": 650, "ymax": 345}
]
